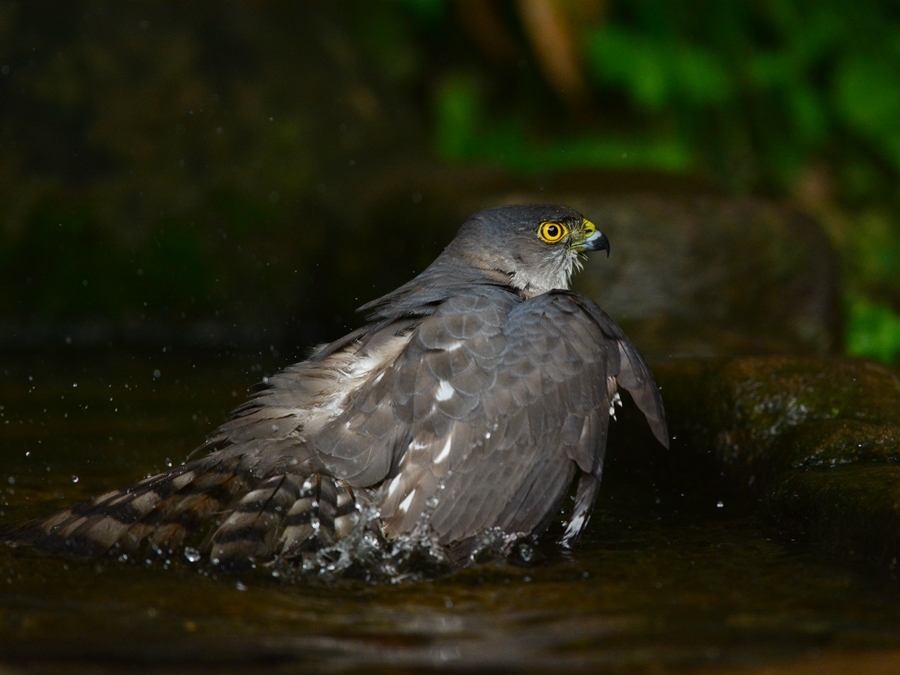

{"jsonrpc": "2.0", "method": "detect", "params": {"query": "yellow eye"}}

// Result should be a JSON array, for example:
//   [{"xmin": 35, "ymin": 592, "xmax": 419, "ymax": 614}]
[{"xmin": 538, "ymin": 221, "xmax": 569, "ymax": 244}]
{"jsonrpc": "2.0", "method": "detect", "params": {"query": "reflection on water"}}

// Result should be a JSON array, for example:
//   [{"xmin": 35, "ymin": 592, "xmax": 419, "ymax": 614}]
[{"xmin": 2, "ymin": 350, "xmax": 900, "ymax": 673}]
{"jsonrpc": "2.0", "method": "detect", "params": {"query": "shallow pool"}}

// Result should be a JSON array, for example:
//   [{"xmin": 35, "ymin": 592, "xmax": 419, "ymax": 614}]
[{"xmin": 2, "ymin": 350, "xmax": 899, "ymax": 673}]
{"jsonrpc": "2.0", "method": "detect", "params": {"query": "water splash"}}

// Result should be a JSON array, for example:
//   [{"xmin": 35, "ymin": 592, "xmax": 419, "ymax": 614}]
[{"xmin": 257, "ymin": 504, "xmax": 533, "ymax": 584}]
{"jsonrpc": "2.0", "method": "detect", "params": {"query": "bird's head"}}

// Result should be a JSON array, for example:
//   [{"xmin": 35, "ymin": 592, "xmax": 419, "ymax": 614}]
[{"xmin": 448, "ymin": 203, "xmax": 609, "ymax": 297}]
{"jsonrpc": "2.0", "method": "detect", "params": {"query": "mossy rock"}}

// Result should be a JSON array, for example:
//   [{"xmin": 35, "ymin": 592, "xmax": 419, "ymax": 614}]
[{"xmin": 652, "ymin": 355, "xmax": 900, "ymax": 568}]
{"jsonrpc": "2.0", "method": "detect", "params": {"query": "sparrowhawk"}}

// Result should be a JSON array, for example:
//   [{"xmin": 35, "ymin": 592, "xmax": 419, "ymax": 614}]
[{"xmin": 3, "ymin": 204, "xmax": 668, "ymax": 569}]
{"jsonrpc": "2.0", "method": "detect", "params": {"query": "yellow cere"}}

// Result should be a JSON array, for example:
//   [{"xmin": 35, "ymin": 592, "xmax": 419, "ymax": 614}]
[
  {"xmin": 538, "ymin": 221, "xmax": 569, "ymax": 244},
  {"xmin": 582, "ymin": 219, "xmax": 596, "ymax": 238}
]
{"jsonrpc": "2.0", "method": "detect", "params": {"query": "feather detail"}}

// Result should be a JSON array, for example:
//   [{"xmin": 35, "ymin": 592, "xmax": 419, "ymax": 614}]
[
  {"xmin": 4, "ymin": 456, "xmax": 360, "ymax": 567},
  {"xmin": 4, "ymin": 457, "xmax": 250, "ymax": 558}
]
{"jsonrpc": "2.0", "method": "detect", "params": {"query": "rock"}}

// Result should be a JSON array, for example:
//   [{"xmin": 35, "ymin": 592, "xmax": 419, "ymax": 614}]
[
  {"xmin": 571, "ymin": 196, "xmax": 841, "ymax": 358},
  {"xmin": 651, "ymin": 355, "xmax": 900, "ymax": 569}
]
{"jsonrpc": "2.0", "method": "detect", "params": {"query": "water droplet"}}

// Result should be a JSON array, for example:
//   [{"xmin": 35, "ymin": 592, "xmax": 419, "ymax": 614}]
[
  {"xmin": 517, "ymin": 543, "xmax": 534, "ymax": 562},
  {"xmin": 235, "ymin": 581, "xmax": 247, "ymax": 591},
  {"xmin": 184, "ymin": 547, "xmax": 201, "ymax": 563},
  {"xmin": 71, "ymin": 475, "xmax": 79, "ymax": 483},
  {"xmin": 716, "ymin": 501, "xmax": 724, "ymax": 508}
]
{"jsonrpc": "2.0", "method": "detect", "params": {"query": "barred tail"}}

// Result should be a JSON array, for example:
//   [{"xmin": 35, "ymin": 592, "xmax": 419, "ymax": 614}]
[
  {"xmin": 1, "ymin": 455, "xmax": 362, "ymax": 568},
  {"xmin": 205, "ymin": 472, "xmax": 361, "ymax": 565}
]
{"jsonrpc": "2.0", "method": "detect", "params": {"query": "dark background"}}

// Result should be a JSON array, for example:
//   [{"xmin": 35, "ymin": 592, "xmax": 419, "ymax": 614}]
[{"xmin": 2, "ymin": 0, "xmax": 899, "ymax": 361}]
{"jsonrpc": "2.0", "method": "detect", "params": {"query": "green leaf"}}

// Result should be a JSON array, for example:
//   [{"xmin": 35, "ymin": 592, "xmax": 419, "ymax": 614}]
[
  {"xmin": 846, "ymin": 297, "xmax": 900, "ymax": 364},
  {"xmin": 674, "ymin": 47, "xmax": 734, "ymax": 104},
  {"xmin": 834, "ymin": 56, "xmax": 900, "ymax": 142},
  {"xmin": 433, "ymin": 74, "xmax": 481, "ymax": 159},
  {"xmin": 583, "ymin": 27, "xmax": 733, "ymax": 108}
]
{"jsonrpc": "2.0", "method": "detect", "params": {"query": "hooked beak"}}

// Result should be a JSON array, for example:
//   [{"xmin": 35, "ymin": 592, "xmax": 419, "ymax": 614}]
[{"xmin": 573, "ymin": 219, "xmax": 610, "ymax": 257}]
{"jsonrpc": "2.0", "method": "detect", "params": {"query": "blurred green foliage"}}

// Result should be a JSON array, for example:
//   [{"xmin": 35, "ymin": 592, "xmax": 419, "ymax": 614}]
[
  {"xmin": 429, "ymin": 2, "xmax": 900, "ymax": 190},
  {"xmin": 433, "ymin": 74, "xmax": 692, "ymax": 172},
  {"xmin": 846, "ymin": 296, "xmax": 900, "ymax": 363}
]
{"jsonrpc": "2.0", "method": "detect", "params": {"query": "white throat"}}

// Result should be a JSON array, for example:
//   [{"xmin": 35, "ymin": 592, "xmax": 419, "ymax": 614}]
[{"xmin": 509, "ymin": 250, "xmax": 582, "ymax": 298}]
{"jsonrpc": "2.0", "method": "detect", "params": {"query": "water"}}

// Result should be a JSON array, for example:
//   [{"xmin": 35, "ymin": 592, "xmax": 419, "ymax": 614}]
[{"xmin": 2, "ymin": 350, "xmax": 900, "ymax": 673}]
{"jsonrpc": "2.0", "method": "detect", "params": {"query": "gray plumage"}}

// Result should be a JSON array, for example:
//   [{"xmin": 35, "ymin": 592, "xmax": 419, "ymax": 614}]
[{"xmin": 3, "ymin": 204, "xmax": 667, "ymax": 568}]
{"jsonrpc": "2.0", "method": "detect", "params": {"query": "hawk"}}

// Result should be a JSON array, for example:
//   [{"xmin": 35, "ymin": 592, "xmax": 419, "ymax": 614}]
[{"xmin": 4, "ymin": 204, "xmax": 668, "ymax": 569}]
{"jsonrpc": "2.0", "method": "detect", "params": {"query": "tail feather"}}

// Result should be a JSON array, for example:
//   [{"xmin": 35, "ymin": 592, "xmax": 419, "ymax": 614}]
[
  {"xmin": 2, "ymin": 455, "xmax": 363, "ymax": 568},
  {"xmin": 278, "ymin": 476, "xmax": 359, "ymax": 555},
  {"xmin": 207, "ymin": 473, "xmax": 361, "ymax": 566},
  {"xmin": 207, "ymin": 474, "xmax": 299, "ymax": 564},
  {"xmin": 4, "ymin": 457, "xmax": 247, "ymax": 558}
]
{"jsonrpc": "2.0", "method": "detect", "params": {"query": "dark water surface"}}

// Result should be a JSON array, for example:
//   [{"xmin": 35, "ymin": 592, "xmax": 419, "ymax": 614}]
[{"xmin": 2, "ymin": 350, "xmax": 900, "ymax": 674}]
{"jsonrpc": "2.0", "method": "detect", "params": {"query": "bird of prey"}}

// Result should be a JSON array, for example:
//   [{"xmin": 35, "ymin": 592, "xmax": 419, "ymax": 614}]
[{"xmin": 3, "ymin": 204, "xmax": 668, "ymax": 569}]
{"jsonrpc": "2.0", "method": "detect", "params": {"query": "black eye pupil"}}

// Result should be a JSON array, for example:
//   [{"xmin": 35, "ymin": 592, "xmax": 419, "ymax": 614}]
[{"xmin": 547, "ymin": 225, "xmax": 558, "ymax": 237}]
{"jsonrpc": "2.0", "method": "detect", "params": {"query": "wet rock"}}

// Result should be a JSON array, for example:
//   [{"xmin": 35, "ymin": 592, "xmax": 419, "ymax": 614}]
[
  {"xmin": 571, "ymin": 196, "xmax": 841, "ymax": 358},
  {"xmin": 652, "ymin": 355, "xmax": 900, "ymax": 568}
]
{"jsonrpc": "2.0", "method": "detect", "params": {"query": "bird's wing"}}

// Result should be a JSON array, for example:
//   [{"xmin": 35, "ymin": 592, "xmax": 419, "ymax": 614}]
[
  {"xmin": 315, "ymin": 289, "xmax": 667, "ymax": 547},
  {"xmin": 563, "ymin": 292, "xmax": 669, "ymax": 449}
]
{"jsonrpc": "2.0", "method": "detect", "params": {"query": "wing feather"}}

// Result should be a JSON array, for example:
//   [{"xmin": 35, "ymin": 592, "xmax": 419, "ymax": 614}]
[{"xmin": 321, "ymin": 288, "xmax": 665, "ymax": 548}]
